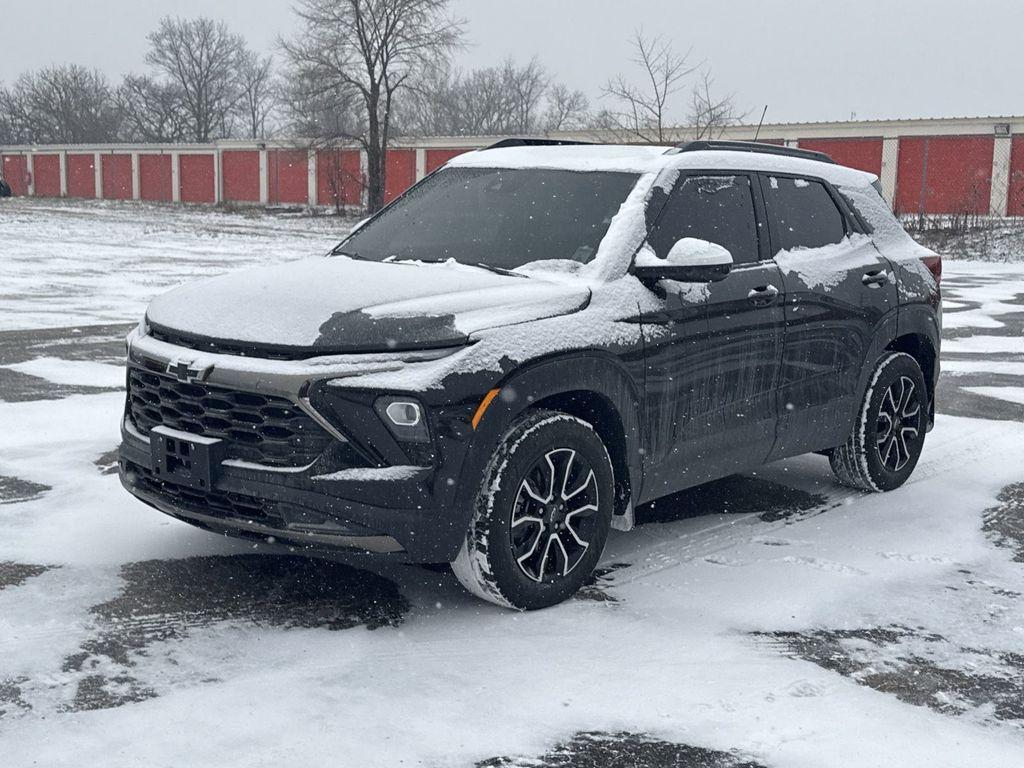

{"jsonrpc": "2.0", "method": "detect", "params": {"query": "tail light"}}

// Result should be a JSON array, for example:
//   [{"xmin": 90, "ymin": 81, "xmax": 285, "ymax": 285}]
[{"xmin": 922, "ymin": 255, "xmax": 942, "ymax": 285}]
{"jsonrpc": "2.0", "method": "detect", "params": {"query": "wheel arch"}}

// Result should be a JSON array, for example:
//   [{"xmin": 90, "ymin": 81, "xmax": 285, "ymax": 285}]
[
  {"xmin": 886, "ymin": 332, "xmax": 937, "ymax": 419},
  {"xmin": 529, "ymin": 389, "xmax": 634, "ymax": 526},
  {"xmin": 449, "ymin": 350, "xmax": 645, "ymax": 545}
]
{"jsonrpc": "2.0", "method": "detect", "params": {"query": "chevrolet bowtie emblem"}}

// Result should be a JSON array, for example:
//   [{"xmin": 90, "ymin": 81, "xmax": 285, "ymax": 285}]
[{"xmin": 167, "ymin": 358, "xmax": 213, "ymax": 384}]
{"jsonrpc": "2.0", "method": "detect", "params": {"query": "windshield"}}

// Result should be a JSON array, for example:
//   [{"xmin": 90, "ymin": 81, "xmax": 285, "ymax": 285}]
[{"xmin": 335, "ymin": 167, "xmax": 639, "ymax": 270}]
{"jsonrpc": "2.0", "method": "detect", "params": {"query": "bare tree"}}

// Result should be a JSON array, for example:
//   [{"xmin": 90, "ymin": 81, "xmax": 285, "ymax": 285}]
[
  {"xmin": 1, "ymin": 65, "xmax": 121, "ymax": 144},
  {"xmin": 543, "ymin": 83, "xmax": 591, "ymax": 132},
  {"xmin": 688, "ymin": 71, "xmax": 742, "ymax": 140},
  {"xmin": 145, "ymin": 17, "xmax": 246, "ymax": 142},
  {"xmin": 600, "ymin": 31, "xmax": 697, "ymax": 143},
  {"xmin": 401, "ymin": 58, "xmax": 590, "ymax": 136},
  {"xmin": 117, "ymin": 75, "xmax": 190, "ymax": 142},
  {"xmin": 503, "ymin": 57, "xmax": 548, "ymax": 134},
  {"xmin": 282, "ymin": 0, "xmax": 464, "ymax": 212},
  {"xmin": 0, "ymin": 87, "xmax": 16, "ymax": 144},
  {"xmin": 236, "ymin": 51, "xmax": 277, "ymax": 139}
]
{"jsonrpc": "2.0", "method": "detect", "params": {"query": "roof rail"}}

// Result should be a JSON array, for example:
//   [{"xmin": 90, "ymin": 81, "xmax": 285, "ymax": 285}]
[
  {"xmin": 482, "ymin": 137, "xmax": 594, "ymax": 150},
  {"xmin": 667, "ymin": 139, "xmax": 835, "ymax": 164}
]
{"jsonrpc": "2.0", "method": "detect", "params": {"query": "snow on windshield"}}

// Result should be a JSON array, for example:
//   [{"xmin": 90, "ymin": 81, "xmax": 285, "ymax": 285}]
[{"xmin": 338, "ymin": 167, "xmax": 639, "ymax": 270}]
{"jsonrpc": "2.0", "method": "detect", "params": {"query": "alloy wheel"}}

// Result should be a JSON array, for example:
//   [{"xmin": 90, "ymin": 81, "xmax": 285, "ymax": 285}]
[
  {"xmin": 510, "ymin": 448, "xmax": 601, "ymax": 583},
  {"xmin": 876, "ymin": 375, "xmax": 922, "ymax": 472}
]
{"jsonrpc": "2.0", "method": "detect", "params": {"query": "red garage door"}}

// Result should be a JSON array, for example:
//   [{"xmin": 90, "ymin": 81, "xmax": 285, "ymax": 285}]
[
  {"xmin": 1008, "ymin": 137, "xmax": 1024, "ymax": 217},
  {"xmin": 268, "ymin": 150, "xmax": 308, "ymax": 205},
  {"xmin": 33, "ymin": 154, "xmax": 61, "ymax": 197},
  {"xmin": 222, "ymin": 150, "xmax": 260, "ymax": 202},
  {"xmin": 798, "ymin": 138, "xmax": 884, "ymax": 176},
  {"xmin": 425, "ymin": 148, "xmax": 472, "ymax": 174},
  {"xmin": 179, "ymin": 154, "xmax": 215, "ymax": 203},
  {"xmin": 384, "ymin": 149, "xmax": 416, "ymax": 203},
  {"xmin": 66, "ymin": 154, "xmax": 96, "ymax": 198},
  {"xmin": 140, "ymin": 154, "xmax": 173, "ymax": 202},
  {"xmin": 316, "ymin": 149, "xmax": 363, "ymax": 207},
  {"xmin": 1, "ymin": 155, "xmax": 29, "ymax": 195},
  {"xmin": 102, "ymin": 154, "xmax": 133, "ymax": 200},
  {"xmin": 895, "ymin": 136, "xmax": 994, "ymax": 215}
]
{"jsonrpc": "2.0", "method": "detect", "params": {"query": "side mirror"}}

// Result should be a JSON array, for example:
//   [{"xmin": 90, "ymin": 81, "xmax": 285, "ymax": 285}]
[{"xmin": 633, "ymin": 238, "xmax": 733, "ymax": 285}]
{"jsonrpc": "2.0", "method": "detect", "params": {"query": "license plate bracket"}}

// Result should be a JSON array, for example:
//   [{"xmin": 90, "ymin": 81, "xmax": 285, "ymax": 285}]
[{"xmin": 150, "ymin": 425, "xmax": 223, "ymax": 491}]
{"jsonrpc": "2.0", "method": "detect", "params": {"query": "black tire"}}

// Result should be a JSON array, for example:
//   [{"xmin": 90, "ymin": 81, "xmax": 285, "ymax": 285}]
[
  {"xmin": 830, "ymin": 351, "xmax": 928, "ymax": 492},
  {"xmin": 451, "ymin": 410, "xmax": 615, "ymax": 610}
]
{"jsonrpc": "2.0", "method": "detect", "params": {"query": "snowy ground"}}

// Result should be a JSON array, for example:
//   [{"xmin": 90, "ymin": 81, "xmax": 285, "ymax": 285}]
[{"xmin": 1, "ymin": 197, "xmax": 1023, "ymax": 767}]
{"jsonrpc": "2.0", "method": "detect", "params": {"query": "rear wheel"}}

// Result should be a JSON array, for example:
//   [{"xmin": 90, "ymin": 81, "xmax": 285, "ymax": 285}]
[
  {"xmin": 830, "ymin": 351, "xmax": 927, "ymax": 492},
  {"xmin": 451, "ymin": 410, "xmax": 614, "ymax": 610}
]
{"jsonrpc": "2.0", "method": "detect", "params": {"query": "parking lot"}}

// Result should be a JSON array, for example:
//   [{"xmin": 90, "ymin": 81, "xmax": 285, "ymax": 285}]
[{"xmin": 1, "ymin": 198, "xmax": 1023, "ymax": 767}]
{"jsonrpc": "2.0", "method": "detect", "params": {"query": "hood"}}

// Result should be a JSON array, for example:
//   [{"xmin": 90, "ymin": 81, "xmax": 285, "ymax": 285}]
[{"xmin": 145, "ymin": 257, "xmax": 591, "ymax": 356}]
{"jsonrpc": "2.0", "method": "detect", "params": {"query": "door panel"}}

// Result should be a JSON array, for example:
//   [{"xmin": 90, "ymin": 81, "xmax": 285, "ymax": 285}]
[
  {"xmin": 638, "ymin": 172, "xmax": 785, "ymax": 500},
  {"xmin": 639, "ymin": 286, "xmax": 715, "ymax": 499},
  {"xmin": 704, "ymin": 261, "xmax": 786, "ymax": 471},
  {"xmin": 760, "ymin": 174, "xmax": 899, "ymax": 459}
]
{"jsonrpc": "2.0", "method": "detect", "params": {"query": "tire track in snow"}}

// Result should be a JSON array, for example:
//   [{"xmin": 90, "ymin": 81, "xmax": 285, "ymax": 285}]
[{"xmin": 603, "ymin": 416, "xmax": 1007, "ymax": 590}]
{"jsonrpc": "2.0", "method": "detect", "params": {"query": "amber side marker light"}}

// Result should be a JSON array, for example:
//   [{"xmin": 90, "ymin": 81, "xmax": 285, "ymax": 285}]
[{"xmin": 471, "ymin": 388, "xmax": 501, "ymax": 430}]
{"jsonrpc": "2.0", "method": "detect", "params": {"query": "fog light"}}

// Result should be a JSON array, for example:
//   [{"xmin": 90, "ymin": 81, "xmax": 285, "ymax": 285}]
[
  {"xmin": 385, "ymin": 401, "xmax": 421, "ymax": 427},
  {"xmin": 375, "ymin": 396, "xmax": 430, "ymax": 444}
]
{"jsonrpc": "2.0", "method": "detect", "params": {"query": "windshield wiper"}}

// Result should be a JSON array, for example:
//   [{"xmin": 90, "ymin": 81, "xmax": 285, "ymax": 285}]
[
  {"xmin": 472, "ymin": 262, "xmax": 528, "ymax": 278},
  {"xmin": 379, "ymin": 257, "xmax": 527, "ymax": 277}
]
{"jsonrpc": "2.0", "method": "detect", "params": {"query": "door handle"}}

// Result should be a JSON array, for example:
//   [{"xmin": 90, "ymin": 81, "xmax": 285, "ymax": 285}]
[
  {"xmin": 862, "ymin": 269, "xmax": 889, "ymax": 288},
  {"xmin": 747, "ymin": 284, "xmax": 779, "ymax": 305}
]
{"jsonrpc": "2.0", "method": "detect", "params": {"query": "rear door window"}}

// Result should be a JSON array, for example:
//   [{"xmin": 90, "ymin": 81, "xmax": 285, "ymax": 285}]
[
  {"xmin": 762, "ymin": 175, "xmax": 847, "ymax": 253},
  {"xmin": 647, "ymin": 174, "xmax": 760, "ymax": 264}
]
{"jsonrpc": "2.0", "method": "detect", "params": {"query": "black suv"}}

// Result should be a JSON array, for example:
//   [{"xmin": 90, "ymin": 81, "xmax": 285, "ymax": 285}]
[{"xmin": 119, "ymin": 140, "xmax": 941, "ymax": 609}]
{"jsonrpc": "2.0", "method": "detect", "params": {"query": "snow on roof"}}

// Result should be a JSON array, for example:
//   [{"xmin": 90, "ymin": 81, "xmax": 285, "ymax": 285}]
[
  {"xmin": 447, "ymin": 144, "xmax": 878, "ymax": 186},
  {"xmin": 448, "ymin": 144, "xmax": 669, "ymax": 173}
]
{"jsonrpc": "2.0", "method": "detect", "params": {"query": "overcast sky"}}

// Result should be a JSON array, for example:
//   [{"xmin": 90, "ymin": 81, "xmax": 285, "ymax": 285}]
[{"xmin": 2, "ymin": 0, "xmax": 1020, "ymax": 125}]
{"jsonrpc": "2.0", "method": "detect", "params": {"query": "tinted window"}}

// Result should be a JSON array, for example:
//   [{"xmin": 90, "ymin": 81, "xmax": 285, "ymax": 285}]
[
  {"xmin": 336, "ymin": 167, "xmax": 638, "ymax": 269},
  {"xmin": 647, "ymin": 175, "xmax": 759, "ymax": 264},
  {"xmin": 763, "ymin": 176, "xmax": 846, "ymax": 252}
]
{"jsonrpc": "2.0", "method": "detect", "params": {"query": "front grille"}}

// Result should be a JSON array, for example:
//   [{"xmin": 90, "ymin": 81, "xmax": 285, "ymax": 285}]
[
  {"xmin": 127, "ymin": 363, "xmax": 333, "ymax": 468},
  {"xmin": 130, "ymin": 461, "xmax": 283, "ymax": 527}
]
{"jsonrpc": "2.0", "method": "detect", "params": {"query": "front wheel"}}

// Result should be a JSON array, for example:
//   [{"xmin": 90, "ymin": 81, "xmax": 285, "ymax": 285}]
[
  {"xmin": 830, "ymin": 351, "xmax": 928, "ymax": 492},
  {"xmin": 451, "ymin": 410, "xmax": 615, "ymax": 610}
]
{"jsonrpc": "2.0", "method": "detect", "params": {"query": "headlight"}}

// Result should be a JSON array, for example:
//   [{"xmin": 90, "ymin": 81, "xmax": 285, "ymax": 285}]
[{"xmin": 126, "ymin": 317, "xmax": 150, "ymax": 354}]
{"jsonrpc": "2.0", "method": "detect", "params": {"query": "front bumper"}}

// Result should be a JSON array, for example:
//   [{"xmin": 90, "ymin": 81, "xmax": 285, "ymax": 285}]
[{"xmin": 118, "ymin": 328, "xmax": 485, "ymax": 562}]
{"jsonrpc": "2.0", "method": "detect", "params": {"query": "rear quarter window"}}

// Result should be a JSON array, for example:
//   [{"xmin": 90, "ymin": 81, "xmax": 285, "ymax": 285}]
[{"xmin": 763, "ymin": 176, "xmax": 847, "ymax": 253}]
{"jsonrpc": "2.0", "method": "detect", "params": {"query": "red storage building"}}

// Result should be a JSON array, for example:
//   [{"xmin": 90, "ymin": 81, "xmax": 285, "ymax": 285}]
[
  {"xmin": 384, "ymin": 149, "xmax": 416, "ymax": 203},
  {"xmin": 425, "ymin": 148, "xmax": 472, "ymax": 174},
  {"xmin": 1, "ymin": 154, "xmax": 30, "ymax": 195},
  {"xmin": 139, "ymin": 154, "xmax": 173, "ymax": 202},
  {"xmin": 1007, "ymin": 136, "xmax": 1024, "ymax": 217},
  {"xmin": 797, "ymin": 138, "xmax": 884, "ymax": 177},
  {"xmin": 268, "ymin": 149, "xmax": 308, "ymax": 205},
  {"xmin": 101, "ymin": 154, "xmax": 133, "ymax": 200},
  {"xmin": 179, "ymin": 154, "xmax": 216, "ymax": 204},
  {"xmin": 895, "ymin": 135, "xmax": 994, "ymax": 215},
  {"xmin": 317, "ymin": 149, "xmax": 363, "ymax": 207},
  {"xmin": 66, "ymin": 154, "xmax": 96, "ymax": 198},
  {"xmin": 33, "ymin": 154, "xmax": 62, "ymax": 197},
  {"xmin": 222, "ymin": 150, "xmax": 261, "ymax": 202}
]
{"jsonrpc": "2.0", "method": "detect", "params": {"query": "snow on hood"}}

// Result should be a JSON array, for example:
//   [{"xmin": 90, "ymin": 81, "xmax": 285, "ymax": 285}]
[
  {"xmin": 338, "ymin": 171, "xmax": 669, "ymax": 391},
  {"xmin": 145, "ymin": 256, "xmax": 591, "ymax": 354}
]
